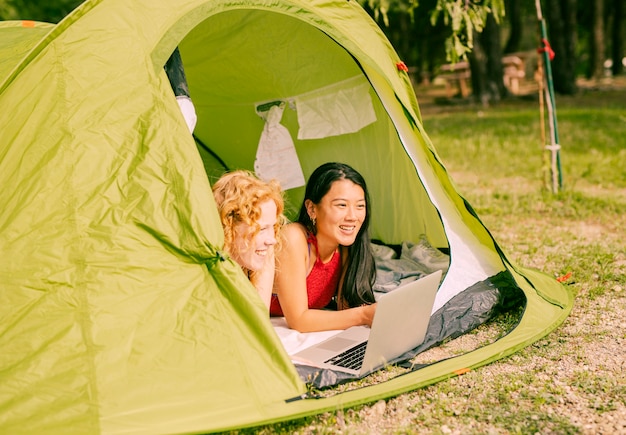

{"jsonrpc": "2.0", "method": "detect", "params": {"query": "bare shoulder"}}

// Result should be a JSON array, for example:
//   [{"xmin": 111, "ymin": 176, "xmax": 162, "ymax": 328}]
[
  {"xmin": 276, "ymin": 223, "xmax": 310, "ymax": 279},
  {"xmin": 281, "ymin": 222, "xmax": 308, "ymax": 248}
]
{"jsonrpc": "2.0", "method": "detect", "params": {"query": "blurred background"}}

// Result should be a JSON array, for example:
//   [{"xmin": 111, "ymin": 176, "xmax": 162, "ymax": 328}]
[{"xmin": 0, "ymin": 0, "xmax": 624, "ymax": 104}]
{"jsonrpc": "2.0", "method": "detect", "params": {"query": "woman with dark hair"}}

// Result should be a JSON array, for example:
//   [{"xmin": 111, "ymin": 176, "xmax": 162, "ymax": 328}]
[{"xmin": 270, "ymin": 162, "xmax": 377, "ymax": 332}]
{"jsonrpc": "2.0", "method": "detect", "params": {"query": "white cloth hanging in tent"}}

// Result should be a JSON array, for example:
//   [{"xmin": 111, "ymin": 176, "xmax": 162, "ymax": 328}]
[
  {"xmin": 294, "ymin": 75, "xmax": 377, "ymax": 140},
  {"xmin": 254, "ymin": 102, "xmax": 305, "ymax": 190}
]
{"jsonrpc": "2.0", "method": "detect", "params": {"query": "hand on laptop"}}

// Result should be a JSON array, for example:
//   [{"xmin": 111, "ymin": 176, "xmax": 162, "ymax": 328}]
[{"xmin": 361, "ymin": 303, "xmax": 377, "ymax": 327}]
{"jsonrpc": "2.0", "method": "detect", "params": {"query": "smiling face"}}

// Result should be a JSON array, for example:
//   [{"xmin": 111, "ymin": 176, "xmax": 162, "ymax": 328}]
[
  {"xmin": 308, "ymin": 179, "xmax": 366, "ymax": 248},
  {"xmin": 231, "ymin": 199, "xmax": 278, "ymax": 272}
]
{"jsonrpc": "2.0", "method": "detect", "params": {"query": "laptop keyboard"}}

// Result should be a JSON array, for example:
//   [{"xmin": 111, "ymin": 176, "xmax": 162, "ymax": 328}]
[{"xmin": 324, "ymin": 341, "xmax": 367, "ymax": 370}]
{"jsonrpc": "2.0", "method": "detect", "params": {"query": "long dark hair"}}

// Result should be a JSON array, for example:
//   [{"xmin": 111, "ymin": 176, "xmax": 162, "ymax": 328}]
[{"xmin": 297, "ymin": 162, "xmax": 376, "ymax": 307}]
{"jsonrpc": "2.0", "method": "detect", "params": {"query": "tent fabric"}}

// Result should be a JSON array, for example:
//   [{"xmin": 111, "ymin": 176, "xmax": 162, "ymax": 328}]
[
  {"xmin": 0, "ymin": 20, "xmax": 54, "ymax": 80},
  {"xmin": 0, "ymin": 1, "xmax": 573, "ymax": 434}
]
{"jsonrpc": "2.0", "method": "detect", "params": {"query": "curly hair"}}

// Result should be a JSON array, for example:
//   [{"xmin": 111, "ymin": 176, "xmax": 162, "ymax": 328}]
[{"xmin": 212, "ymin": 170, "xmax": 286, "ymax": 258}]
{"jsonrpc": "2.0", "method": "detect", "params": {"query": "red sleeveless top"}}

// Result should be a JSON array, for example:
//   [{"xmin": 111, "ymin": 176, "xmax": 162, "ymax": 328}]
[{"xmin": 270, "ymin": 233, "xmax": 341, "ymax": 317}]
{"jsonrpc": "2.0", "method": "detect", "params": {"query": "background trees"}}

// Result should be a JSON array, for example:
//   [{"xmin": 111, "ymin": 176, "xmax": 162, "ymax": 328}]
[
  {"xmin": 1, "ymin": 0, "xmax": 624, "ymax": 99},
  {"xmin": 544, "ymin": 0, "xmax": 579, "ymax": 94},
  {"xmin": 365, "ymin": 0, "xmax": 625, "ymax": 99}
]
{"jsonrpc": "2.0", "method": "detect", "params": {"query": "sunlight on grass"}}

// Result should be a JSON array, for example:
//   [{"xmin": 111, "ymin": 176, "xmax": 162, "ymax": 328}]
[{"xmin": 427, "ymin": 95, "xmax": 626, "ymax": 191}]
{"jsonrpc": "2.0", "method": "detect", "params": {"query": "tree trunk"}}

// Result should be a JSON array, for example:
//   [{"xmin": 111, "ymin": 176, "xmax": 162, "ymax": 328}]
[
  {"xmin": 544, "ymin": 0, "xmax": 578, "ymax": 94},
  {"xmin": 611, "ymin": 0, "xmax": 624, "ymax": 76},
  {"xmin": 483, "ymin": 13, "xmax": 508, "ymax": 99},
  {"xmin": 504, "ymin": 0, "xmax": 523, "ymax": 53},
  {"xmin": 588, "ymin": 0, "xmax": 606, "ymax": 79},
  {"xmin": 469, "ymin": 13, "xmax": 507, "ymax": 105},
  {"xmin": 469, "ymin": 34, "xmax": 489, "ymax": 106}
]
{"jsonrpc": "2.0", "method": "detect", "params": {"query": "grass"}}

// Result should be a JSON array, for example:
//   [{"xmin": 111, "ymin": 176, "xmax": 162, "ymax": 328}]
[
  {"xmin": 422, "ymin": 82, "xmax": 626, "ymax": 194},
  {"xmin": 223, "ymin": 81, "xmax": 626, "ymax": 434}
]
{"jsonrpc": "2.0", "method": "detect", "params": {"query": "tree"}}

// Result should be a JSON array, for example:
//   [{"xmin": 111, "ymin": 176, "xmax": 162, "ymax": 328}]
[
  {"xmin": 544, "ymin": 0, "xmax": 578, "ymax": 94},
  {"xmin": 363, "ymin": 0, "xmax": 510, "ymax": 104},
  {"xmin": 361, "ymin": 0, "xmax": 451, "ymax": 84},
  {"xmin": 469, "ymin": 12, "xmax": 507, "ymax": 105},
  {"xmin": 363, "ymin": 0, "xmax": 505, "ymax": 63},
  {"xmin": 588, "ymin": 0, "xmax": 605, "ymax": 79},
  {"xmin": 503, "ymin": 0, "xmax": 522, "ymax": 53},
  {"xmin": 609, "ymin": 0, "xmax": 624, "ymax": 76}
]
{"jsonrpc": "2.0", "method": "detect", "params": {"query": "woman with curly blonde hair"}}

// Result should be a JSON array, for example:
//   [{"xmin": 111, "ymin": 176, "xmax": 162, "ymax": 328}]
[{"xmin": 212, "ymin": 170, "xmax": 285, "ymax": 310}]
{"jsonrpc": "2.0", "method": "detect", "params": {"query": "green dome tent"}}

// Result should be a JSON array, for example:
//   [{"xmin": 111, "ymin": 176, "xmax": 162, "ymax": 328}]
[{"xmin": 0, "ymin": 1, "xmax": 572, "ymax": 434}]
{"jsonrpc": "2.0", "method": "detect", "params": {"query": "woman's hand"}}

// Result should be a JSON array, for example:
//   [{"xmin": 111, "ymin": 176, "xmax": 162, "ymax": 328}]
[
  {"xmin": 360, "ymin": 303, "xmax": 377, "ymax": 327},
  {"xmin": 251, "ymin": 246, "xmax": 275, "ymax": 310}
]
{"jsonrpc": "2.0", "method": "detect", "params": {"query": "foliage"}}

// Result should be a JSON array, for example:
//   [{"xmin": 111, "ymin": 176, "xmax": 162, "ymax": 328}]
[
  {"xmin": 362, "ymin": 0, "xmax": 505, "ymax": 62},
  {"xmin": 363, "ymin": 0, "xmax": 419, "ymax": 25}
]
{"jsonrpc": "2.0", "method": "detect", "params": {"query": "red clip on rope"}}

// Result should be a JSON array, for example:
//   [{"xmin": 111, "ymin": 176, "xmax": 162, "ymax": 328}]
[
  {"xmin": 556, "ymin": 271, "xmax": 572, "ymax": 283},
  {"xmin": 538, "ymin": 38, "xmax": 555, "ymax": 61}
]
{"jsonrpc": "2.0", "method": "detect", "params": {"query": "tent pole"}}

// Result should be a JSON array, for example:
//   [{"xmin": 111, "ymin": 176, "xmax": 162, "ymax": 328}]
[
  {"xmin": 544, "ymin": 74, "xmax": 559, "ymax": 193},
  {"xmin": 535, "ymin": 0, "xmax": 563, "ymax": 193},
  {"xmin": 535, "ymin": 56, "xmax": 551, "ymax": 191}
]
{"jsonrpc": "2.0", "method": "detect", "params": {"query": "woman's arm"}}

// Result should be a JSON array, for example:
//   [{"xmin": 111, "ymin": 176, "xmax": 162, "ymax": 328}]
[
  {"xmin": 274, "ymin": 223, "xmax": 376, "ymax": 332},
  {"xmin": 250, "ymin": 246, "xmax": 275, "ymax": 311}
]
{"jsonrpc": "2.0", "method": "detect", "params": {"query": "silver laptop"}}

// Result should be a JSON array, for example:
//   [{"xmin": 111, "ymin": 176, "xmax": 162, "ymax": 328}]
[{"xmin": 292, "ymin": 269, "xmax": 442, "ymax": 377}]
